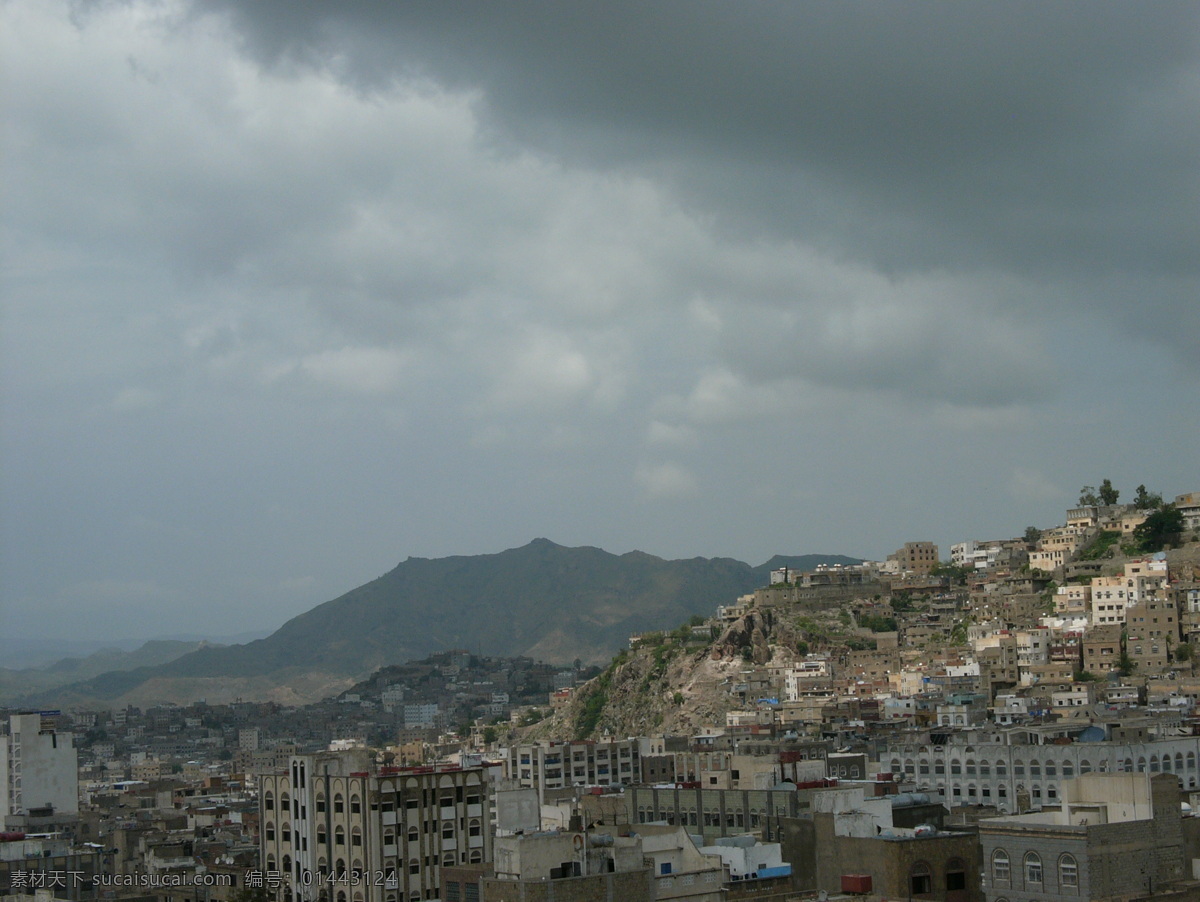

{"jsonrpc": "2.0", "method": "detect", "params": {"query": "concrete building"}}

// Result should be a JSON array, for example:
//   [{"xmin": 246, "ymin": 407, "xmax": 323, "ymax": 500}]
[
  {"xmin": 884, "ymin": 725, "xmax": 1200, "ymax": 814},
  {"xmin": 0, "ymin": 713, "xmax": 79, "ymax": 830},
  {"xmin": 259, "ymin": 750, "xmax": 491, "ymax": 902},
  {"xmin": 504, "ymin": 740, "xmax": 639, "ymax": 805},
  {"xmin": 979, "ymin": 772, "xmax": 1186, "ymax": 901}
]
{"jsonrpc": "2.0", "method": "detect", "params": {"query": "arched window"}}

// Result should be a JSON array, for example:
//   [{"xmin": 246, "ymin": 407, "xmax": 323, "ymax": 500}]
[
  {"xmin": 336, "ymin": 893, "xmax": 346, "ymax": 902},
  {"xmin": 384, "ymin": 831, "xmax": 395, "ymax": 846},
  {"xmin": 1024, "ymin": 852, "xmax": 1042, "ymax": 884},
  {"xmin": 1029, "ymin": 759, "xmax": 1041, "ymax": 778},
  {"xmin": 1137, "ymin": 757, "xmax": 1147, "ymax": 773},
  {"xmin": 441, "ymin": 822, "xmax": 454, "ymax": 839},
  {"xmin": 316, "ymin": 793, "xmax": 327, "ymax": 813},
  {"xmin": 909, "ymin": 861, "xmax": 932, "ymax": 896},
  {"xmin": 282, "ymin": 855, "xmax": 292, "ymax": 874},
  {"xmin": 334, "ymin": 793, "xmax": 345, "ymax": 813},
  {"xmin": 1045, "ymin": 761, "xmax": 1056, "ymax": 777},
  {"xmin": 280, "ymin": 793, "xmax": 291, "ymax": 814},
  {"xmin": 1080, "ymin": 759, "xmax": 1092, "ymax": 774},
  {"xmin": 317, "ymin": 826, "xmax": 327, "ymax": 846},
  {"xmin": 1062, "ymin": 760, "xmax": 1074, "ymax": 777},
  {"xmin": 945, "ymin": 858, "xmax": 966, "ymax": 893},
  {"xmin": 335, "ymin": 859, "xmax": 347, "ymax": 879},
  {"xmin": 1150, "ymin": 755, "xmax": 1160, "ymax": 773},
  {"xmin": 408, "ymin": 826, "xmax": 419, "ymax": 842},
  {"xmin": 980, "ymin": 760, "xmax": 991, "ymax": 776},
  {"xmin": 264, "ymin": 792, "xmax": 275, "ymax": 811},
  {"xmin": 409, "ymin": 858, "xmax": 420, "ymax": 875},
  {"xmin": 442, "ymin": 853, "xmax": 455, "ymax": 867},
  {"xmin": 468, "ymin": 819, "xmax": 481, "ymax": 837},
  {"xmin": 469, "ymin": 850, "xmax": 483, "ymax": 864},
  {"xmin": 995, "ymin": 760, "xmax": 1007, "ymax": 776},
  {"xmin": 281, "ymin": 822, "xmax": 291, "ymax": 843},
  {"xmin": 992, "ymin": 850, "xmax": 1010, "ymax": 883},
  {"xmin": 350, "ymin": 794, "xmax": 362, "ymax": 814},
  {"xmin": 1059, "ymin": 853, "xmax": 1078, "ymax": 888},
  {"xmin": 265, "ymin": 822, "xmax": 276, "ymax": 841},
  {"xmin": 352, "ymin": 827, "xmax": 362, "ymax": 847},
  {"xmin": 335, "ymin": 827, "xmax": 345, "ymax": 846}
]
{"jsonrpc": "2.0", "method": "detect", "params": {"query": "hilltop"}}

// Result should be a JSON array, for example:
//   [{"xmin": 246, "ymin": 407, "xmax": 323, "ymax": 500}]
[{"xmin": 21, "ymin": 541, "xmax": 859, "ymax": 708}]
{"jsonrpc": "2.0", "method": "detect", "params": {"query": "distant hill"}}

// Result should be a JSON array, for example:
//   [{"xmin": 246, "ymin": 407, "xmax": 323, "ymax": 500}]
[
  {"xmin": 24, "ymin": 540, "xmax": 860, "ymax": 707},
  {"xmin": 0, "ymin": 639, "xmax": 209, "ymax": 704}
]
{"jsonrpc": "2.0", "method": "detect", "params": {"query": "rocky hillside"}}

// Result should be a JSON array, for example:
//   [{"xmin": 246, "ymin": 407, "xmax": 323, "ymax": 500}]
[{"xmin": 528, "ymin": 605, "xmax": 845, "ymax": 740}]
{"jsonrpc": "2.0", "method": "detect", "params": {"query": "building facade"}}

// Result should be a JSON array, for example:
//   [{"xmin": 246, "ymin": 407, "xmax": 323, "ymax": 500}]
[{"xmin": 260, "ymin": 751, "xmax": 492, "ymax": 902}]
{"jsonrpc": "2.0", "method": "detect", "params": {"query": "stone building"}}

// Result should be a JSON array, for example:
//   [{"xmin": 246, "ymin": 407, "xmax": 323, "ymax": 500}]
[{"xmin": 979, "ymin": 772, "xmax": 1186, "ymax": 901}]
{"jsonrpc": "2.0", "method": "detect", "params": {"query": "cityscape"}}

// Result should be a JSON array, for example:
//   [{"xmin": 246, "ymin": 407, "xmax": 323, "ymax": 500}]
[
  {"xmin": 3, "ymin": 489, "xmax": 1200, "ymax": 902},
  {"xmin": 5, "ymin": 4, "xmax": 1199, "ymax": 902}
]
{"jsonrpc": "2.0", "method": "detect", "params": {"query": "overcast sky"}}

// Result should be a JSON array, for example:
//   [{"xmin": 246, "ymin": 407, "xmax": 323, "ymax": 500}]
[{"xmin": 3, "ymin": 0, "xmax": 1198, "ymax": 646}]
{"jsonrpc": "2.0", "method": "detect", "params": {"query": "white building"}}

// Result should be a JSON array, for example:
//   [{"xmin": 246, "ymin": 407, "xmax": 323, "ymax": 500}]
[{"xmin": 0, "ymin": 712, "xmax": 79, "ymax": 828}]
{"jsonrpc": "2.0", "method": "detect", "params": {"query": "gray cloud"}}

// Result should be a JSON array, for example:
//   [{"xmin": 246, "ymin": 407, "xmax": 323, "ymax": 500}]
[{"xmin": 2, "ymin": 0, "xmax": 1197, "ymax": 643}]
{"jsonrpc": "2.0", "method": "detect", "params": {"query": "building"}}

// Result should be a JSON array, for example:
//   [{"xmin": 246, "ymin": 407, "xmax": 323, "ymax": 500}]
[
  {"xmin": 777, "ymin": 786, "xmax": 981, "ymax": 901},
  {"xmin": 504, "ymin": 740, "xmax": 639, "ymax": 805},
  {"xmin": 892, "ymin": 542, "xmax": 940, "ymax": 577},
  {"xmin": 0, "ymin": 713, "xmax": 79, "ymax": 830},
  {"xmin": 259, "ymin": 750, "xmax": 492, "ymax": 902},
  {"xmin": 883, "ymin": 725, "xmax": 1200, "ymax": 814},
  {"xmin": 979, "ymin": 772, "xmax": 1186, "ymax": 901}
]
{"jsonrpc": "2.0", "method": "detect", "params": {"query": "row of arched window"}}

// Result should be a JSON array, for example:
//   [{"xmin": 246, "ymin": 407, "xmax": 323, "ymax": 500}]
[
  {"xmin": 891, "ymin": 751, "xmax": 1198, "ymax": 778},
  {"xmin": 991, "ymin": 850, "xmax": 1077, "ymax": 890}
]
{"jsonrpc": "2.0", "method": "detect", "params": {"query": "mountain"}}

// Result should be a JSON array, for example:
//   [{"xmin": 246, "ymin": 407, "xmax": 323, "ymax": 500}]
[
  {"xmin": 23, "ymin": 540, "xmax": 860, "ymax": 707},
  {"xmin": 0, "ymin": 640, "xmax": 210, "ymax": 705}
]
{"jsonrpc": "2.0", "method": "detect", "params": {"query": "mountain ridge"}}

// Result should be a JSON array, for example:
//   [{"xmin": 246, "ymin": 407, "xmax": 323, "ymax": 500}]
[{"xmin": 21, "ymin": 540, "xmax": 860, "ymax": 708}]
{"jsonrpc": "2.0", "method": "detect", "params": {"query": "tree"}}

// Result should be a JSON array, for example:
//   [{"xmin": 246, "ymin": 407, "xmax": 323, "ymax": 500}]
[
  {"xmin": 1134, "ymin": 485, "xmax": 1164, "ymax": 509},
  {"xmin": 1098, "ymin": 479, "xmax": 1119, "ymax": 506},
  {"xmin": 1175, "ymin": 642, "xmax": 1192, "ymax": 663},
  {"xmin": 482, "ymin": 726, "xmax": 498, "ymax": 744},
  {"xmin": 1023, "ymin": 526, "xmax": 1042, "ymax": 544},
  {"xmin": 1134, "ymin": 505, "xmax": 1184, "ymax": 552},
  {"xmin": 1079, "ymin": 485, "xmax": 1099, "ymax": 506}
]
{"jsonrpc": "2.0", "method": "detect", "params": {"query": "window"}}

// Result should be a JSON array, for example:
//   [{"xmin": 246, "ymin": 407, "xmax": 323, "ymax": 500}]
[
  {"xmin": 945, "ymin": 858, "xmax": 966, "ymax": 892},
  {"xmin": 316, "ymin": 795, "xmax": 327, "ymax": 813},
  {"xmin": 335, "ymin": 794, "xmax": 345, "ymax": 814},
  {"xmin": 1059, "ymin": 853, "xmax": 1078, "ymax": 888},
  {"xmin": 1025, "ymin": 852, "xmax": 1042, "ymax": 884},
  {"xmin": 909, "ymin": 861, "xmax": 932, "ymax": 896},
  {"xmin": 351, "ymin": 794, "xmax": 362, "ymax": 813},
  {"xmin": 992, "ymin": 850, "xmax": 1010, "ymax": 883}
]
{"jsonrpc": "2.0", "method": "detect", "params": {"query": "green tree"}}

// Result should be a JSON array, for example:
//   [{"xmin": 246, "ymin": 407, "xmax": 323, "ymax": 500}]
[
  {"xmin": 1099, "ymin": 479, "xmax": 1119, "ymax": 506},
  {"xmin": 1175, "ymin": 642, "xmax": 1192, "ymax": 663},
  {"xmin": 1134, "ymin": 505, "xmax": 1185, "ymax": 552},
  {"xmin": 1023, "ymin": 526, "xmax": 1043, "ymax": 543},
  {"xmin": 672, "ymin": 691, "xmax": 685, "ymax": 706},
  {"xmin": 1079, "ymin": 485, "xmax": 1099, "ymax": 506},
  {"xmin": 1134, "ymin": 485, "xmax": 1164, "ymax": 509},
  {"xmin": 1117, "ymin": 649, "xmax": 1136, "ymax": 677},
  {"xmin": 482, "ymin": 726, "xmax": 498, "ymax": 744}
]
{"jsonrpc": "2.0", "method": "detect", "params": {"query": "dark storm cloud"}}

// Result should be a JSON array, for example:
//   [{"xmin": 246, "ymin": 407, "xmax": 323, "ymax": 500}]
[{"xmin": 211, "ymin": 1, "xmax": 1199, "ymax": 278}]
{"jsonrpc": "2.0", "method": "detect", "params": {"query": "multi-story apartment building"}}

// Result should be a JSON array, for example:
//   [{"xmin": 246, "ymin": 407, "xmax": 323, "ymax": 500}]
[
  {"xmin": 891, "ymin": 542, "xmax": 939, "ymax": 577},
  {"xmin": 0, "ymin": 713, "xmax": 79, "ymax": 829},
  {"xmin": 260, "ymin": 750, "xmax": 491, "ymax": 902},
  {"xmin": 503, "ymin": 739, "xmax": 639, "ymax": 804},
  {"xmin": 1125, "ymin": 591, "xmax": 1179, "ymax": 672},
  {"xmin": 1176, "ymin": 492, "xmax": 1200, "ymax": 534}
]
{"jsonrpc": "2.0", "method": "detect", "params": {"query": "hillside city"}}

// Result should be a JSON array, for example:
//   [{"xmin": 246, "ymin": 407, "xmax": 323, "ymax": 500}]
[{"xmin": 4, "ymin": 487, "xmax": 1200, "ymax": 902}]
